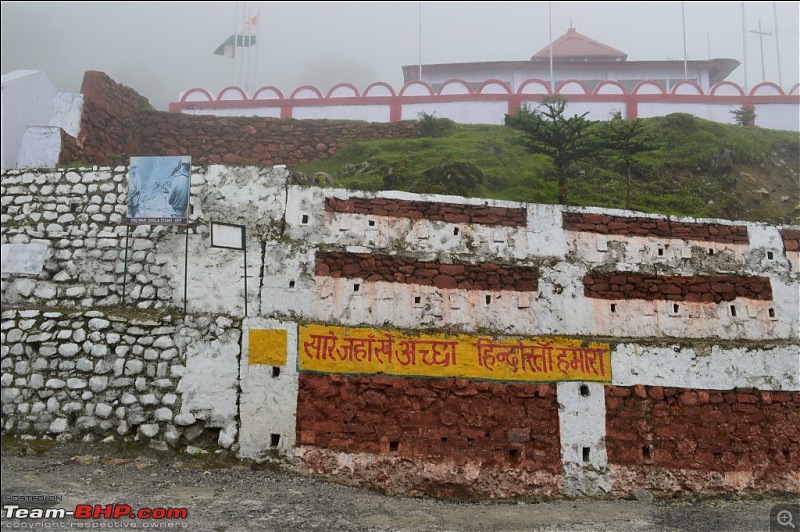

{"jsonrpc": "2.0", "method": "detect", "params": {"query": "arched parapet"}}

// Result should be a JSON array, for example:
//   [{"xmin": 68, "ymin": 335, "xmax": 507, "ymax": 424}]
[
  {"xmin": 327, "ymin": 83, "xmax": 360, "ymax": 98},
  {"xmin": 218, "ymin": 86, "xmax": 249, "ymax": 100},
  {"xmin": 670, "ymin": 80, "xmax": 704, "ymax": 95},
  {"xmin": 179, "ymin": 88, "xmax": 215, "ymax": 102},
  {"xmin": 476, "ymin": 79, "xmax": 512, "ymax": 94},
  {"xmin": 710, "ymin": 82, "xmax": 745, "ymax": 96},
  {"xmin": 363, "ymin": 82, "xmax": 396, "ymax": 97},
  {"xmin": 437, "ymin": 79, "xmax": 474, "ymax": 96},
  {"xmin": 252, "ymin": 86, "xmax": 285, "ymax": 100},
  {"xmin": 556, "ymin": 79, "xmax": 591, "ymax": 95},
  {"xmin": 400, "ymin": 81, "xmax": 435, "ymax": 97},
  {"xmin": 750, "ymin": 82, "xmax": 784, "ymax": 96},
  {"xmin": 594, "ymin": 81, "xmax": 627, "ymax": 95},
  {"xmin": 290, "ymin": 85, "xmax": 325, "ymax": 99},
  {"xmin": 517, "ymin": 79, "xmax": 552, "ymax": 95},
  {"xmin": 788, "ymin": 83, "xmax": 800, "ymax": 96},
  {"xmin": 632, "ymin": 81, "xmax": 667, "ymax": 95}
]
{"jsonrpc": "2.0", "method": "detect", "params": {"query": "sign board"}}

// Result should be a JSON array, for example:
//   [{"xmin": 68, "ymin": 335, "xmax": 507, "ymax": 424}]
[
  {"xmin": 210, "ymin": 221, "xmax": 246, "ymax": 250},
  {"xmin": 126, "ymin": 156, "xmax": 191, "ymax": 225}
]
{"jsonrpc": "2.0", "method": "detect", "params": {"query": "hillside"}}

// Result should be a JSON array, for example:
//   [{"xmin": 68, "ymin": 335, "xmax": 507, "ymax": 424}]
[{"xmin": 296, "ymin": 113, "xmax": 799, "ymax": 225}]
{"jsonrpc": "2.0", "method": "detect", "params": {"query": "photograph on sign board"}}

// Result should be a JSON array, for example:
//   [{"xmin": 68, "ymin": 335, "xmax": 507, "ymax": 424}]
[{"xmin": 126, "ymin": 156, "xmax": 191, "ymax": 225}]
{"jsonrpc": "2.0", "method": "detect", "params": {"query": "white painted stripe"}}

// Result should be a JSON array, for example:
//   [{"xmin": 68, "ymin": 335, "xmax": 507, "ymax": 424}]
[
  {"xmin": 238, "ymin": 318, "xmax": 299, "ymax": 460},
  {"xmin": 557, "ymin": 382, "xmax": 610, "ymax": 496},
  {"xmin": 612, "ymin": 343, "xmax": 800, "ymax": 391}
]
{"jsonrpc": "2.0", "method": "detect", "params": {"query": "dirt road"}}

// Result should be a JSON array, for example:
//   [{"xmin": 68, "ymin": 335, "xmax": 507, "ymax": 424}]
[{"xmin": 1, "ymin": 437, "xmax": 796, "ymax": 531}]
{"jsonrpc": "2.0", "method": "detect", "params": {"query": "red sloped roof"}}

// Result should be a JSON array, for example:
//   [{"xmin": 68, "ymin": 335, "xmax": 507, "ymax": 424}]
[{"xmin": 532, "ymin": 27, "xmax": 627, "ymax": 61}]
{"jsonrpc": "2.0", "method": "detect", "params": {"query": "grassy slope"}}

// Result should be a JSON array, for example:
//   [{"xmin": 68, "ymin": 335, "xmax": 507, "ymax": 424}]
[{"xmin": 296, "ymin": 113, "xmax": 800, "ymax": 224}]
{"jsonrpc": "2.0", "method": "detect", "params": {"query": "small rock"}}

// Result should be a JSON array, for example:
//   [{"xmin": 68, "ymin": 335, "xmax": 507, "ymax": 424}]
[
  {"xmin": 632, "ymin": 488, "xmax": 654, "ymax": 503},
  {"xmin": 71, "ymin": 455, "xmax": 99, "ymax": 465}
]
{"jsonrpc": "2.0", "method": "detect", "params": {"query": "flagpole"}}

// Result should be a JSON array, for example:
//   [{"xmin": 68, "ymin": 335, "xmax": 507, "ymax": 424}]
[
  {"xmin": 741, "ymin": 2, "xmax": 748, "ymax": 92},
  {"xmin": 231, "ymin": 1, "xmax": 238, "ymax": 86},
  {"xmin": 254, "ymin": 12, "xmax": 260, "ymax": 89},
  {"xmin": 681, "ymin": 2, "xmax": 688, "ymax": 80},
  {"xmin": 245, "ymin": 4, "xmax": 252, "ymax": 93},
  {"xmin": 773, "ymin": 1, "xmax": 782, "ymax": 88},
  {"xmin": 548, "ymin": 1, "xmax": 554, "ymax": 92},
  {"xmin": 239, "ymin": 2, "xmax": 246, "ymax": 88},
  {"xmin": 418, "ymin": 1, "xmax": 422, "ymax": 82}
]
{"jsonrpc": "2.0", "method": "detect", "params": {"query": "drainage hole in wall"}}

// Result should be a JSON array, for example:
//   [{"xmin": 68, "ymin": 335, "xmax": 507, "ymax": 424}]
[
  {"xmin": 580, "ymin": 384, "xmax": 590, "ymax": 397},
  {"xmin": 769, "ymin": 308, "xmax": 775, "ymax": 318},
  {"xmin": 389, "ymin": 441, "xmax": 399, "ymax": 452},
  {"xmin": 270, "ymin": 434, "xmax": 281, "ymax": 448},
  {"xmin": 610, "ymin": 304, "xmax": 616, "ymax": 313},
  {"xmin": 368, "ymin": 219, "xmax": 375, "ymax": 227},
  {"xmin": 271, "ymin": 366, "xmax": 280, "ymax": 378},
  {"xmin": 730, "ymin": 305, "xmax": 737, "ymax": 317},
  {"xmin": 485, "ymin": 295, "xmax": 492, "ymax": 304},
  {"xmin": 301, "ymin": 214, "xmax": 309, "ymax": 224},
  {"xmin": 658, "ymin": 248, "xmax": 664, "ymax": 256},
  {"xmin": 509, "ymin": 449, "xmax": 520, "ymax": 461},
  {"xmin": 414, "ymin": 296, "xmax": 421, "ymax": 305},
  {"xmin": 353, "ymin": 283, "xmax": 360, "ymax": 292},
  {"xmin": 453, "ymin": 228, "xmax": 460, "ymax": 236},
  {"xmin": 767, "ymin": 251, "xmax": 774, "ymax": 260},
  {"xmin": 708, "ymin": 248, "xmax": 714, "ymax": 255},
  {"xmin": 673, "ymin": 304, "xmax": 680, "ymax": 313},
  {"xmin": 582, "ymin": 447, "xmax": 591, "ymax": 463},
  {"xmin": 642, "ymin": 445, "xmax": 652, "ymax": 460},
  {"xmin": 288, "ymin": 280, "xmax": 295, "ymax": 289},
  {"xmin": 441, "ymin": 437, "xmax": 448, "ymax": 443}
]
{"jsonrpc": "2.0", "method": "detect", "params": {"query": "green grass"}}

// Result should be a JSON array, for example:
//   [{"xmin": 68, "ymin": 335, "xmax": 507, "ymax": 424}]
[{"xmin": 297, "ymin": 114, "xmax": 799, "ymax": 224}]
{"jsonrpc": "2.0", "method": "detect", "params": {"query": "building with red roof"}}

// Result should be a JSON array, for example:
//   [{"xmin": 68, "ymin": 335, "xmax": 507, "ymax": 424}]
[{"xmin": 403, "ymin": 26, "xmax": 740, "ymax": 93}]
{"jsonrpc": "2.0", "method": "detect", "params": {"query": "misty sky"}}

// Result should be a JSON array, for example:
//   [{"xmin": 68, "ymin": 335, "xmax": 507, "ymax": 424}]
[{"xmin": 2, "ymin": 1, "xmax": 798, "ymax": 111}]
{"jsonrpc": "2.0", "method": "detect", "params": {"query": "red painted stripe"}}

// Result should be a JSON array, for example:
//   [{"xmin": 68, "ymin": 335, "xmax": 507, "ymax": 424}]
[
  {"xmin": 316, "ymin": 251, "xmax": 539, "ymax": 292},
  {"xmin": 583, "ymin": 272, "xmax": 772, "ymax": 302}
]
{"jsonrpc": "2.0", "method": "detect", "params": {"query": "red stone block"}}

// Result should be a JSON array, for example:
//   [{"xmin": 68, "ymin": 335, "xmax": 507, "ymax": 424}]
[
  {"xmin": 737, "ymin": 393, "xmax": 759, "ymax": 403},
  {"xmin": 648, "ymin": 387, "xmax": 664, "ymax": 400}
]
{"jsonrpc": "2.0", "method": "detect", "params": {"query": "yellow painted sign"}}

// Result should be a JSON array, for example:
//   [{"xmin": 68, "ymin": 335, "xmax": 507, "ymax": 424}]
[
  {"xmin": 299, "ymin": 324, "xmax": 610, "ymax": 383},
  {"xmin": 249, "ymin": 329, "xmax": 288, "ymax": 366}
]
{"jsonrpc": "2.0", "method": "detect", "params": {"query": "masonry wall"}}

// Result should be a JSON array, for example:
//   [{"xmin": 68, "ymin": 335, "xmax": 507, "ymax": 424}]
[
  {"xmin": 72, "ymin": 71, "xmax": 419, "ymax": 167},
  {"xmin": 606, "ymin": 385, "xmax": 799, "ymax": 493},
  {"xmin": 1, "ymin": 308, "xmax": 241, "ymax": 449},
  {"xmin": 2, "ymin": 163, "xmax": 798, "ymax": 498}
]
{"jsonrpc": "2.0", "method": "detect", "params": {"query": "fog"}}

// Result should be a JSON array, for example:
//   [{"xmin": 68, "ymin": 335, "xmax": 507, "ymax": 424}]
[{"xmin": 2, "ymin": 1, "xmax": 798, "ymax": 111}]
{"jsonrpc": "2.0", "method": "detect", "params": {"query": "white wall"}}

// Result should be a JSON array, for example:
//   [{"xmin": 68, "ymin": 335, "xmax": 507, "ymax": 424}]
[{"xmin": 1, "ymin": 71, "xmax": 57, "ymax": 170}]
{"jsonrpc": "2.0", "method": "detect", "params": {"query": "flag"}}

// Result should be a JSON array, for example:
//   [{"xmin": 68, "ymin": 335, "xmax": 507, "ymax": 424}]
[{"xmin": 213, "ymin": 14, "xmax": 259, "ymax": 58}]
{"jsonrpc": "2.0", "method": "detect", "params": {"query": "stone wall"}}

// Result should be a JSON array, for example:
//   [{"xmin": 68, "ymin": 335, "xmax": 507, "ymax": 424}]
[
  {"xmin": 605, "ymin": 385, "xmax": 799, "ymax": 493},
  {"xmin": 71, "ymin": 71, "xmax": 419, "ymax": 167},
  {"xmin": 1, "ymin": 309, "xmax": 240, "ymax": 449},
  {"xmin": 326, "ymin": 197, "xmax": 527, "ymax": 227},
  {"xmin": 78, "ymin": 71, "xmax": 150, "ymax": 164},
  {"xmin": 583, "ymin": 272, "xmax": 773, "ymax": 302},
  {"xmin": 563, "ymin": 212, "xmax": 750, "ymax": 244},
  {"xmin": 2, "ymin": 163, "xmax": 798, "ymax": 499},
  {"xmin": 316, "ymin": 251, "xmax": 539, "ymax": 291},
  {"xmin": 296, "ymin": 373, "xmax": 561, "ymax": 498}
]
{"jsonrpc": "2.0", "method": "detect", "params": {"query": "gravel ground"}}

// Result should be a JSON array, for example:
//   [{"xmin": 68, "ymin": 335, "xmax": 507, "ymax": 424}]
[{"xmin": 1, "ymin": 437, "xmax": 797, "ymax": 531}]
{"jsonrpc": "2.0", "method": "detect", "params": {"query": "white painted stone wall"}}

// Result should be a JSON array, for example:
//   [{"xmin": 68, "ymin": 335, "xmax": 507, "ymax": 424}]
[
  {"xmin": 16, "ymin": 126, "xmax": 63, "ymax": 169},
  {"xmin": 1, "ymin": 71, "xmax": 56, "ymax": 170},
  {"xmin": 0, "ymin": 309, "xmax": 241, "ymax": 449},
  {"xmin": 2, "ymin": 163, "xmax": 798, "ymax": 474},
  {"xmin": 239, "ymin": 318, "xmax": 299, "ymax": 460},
  {"xmin": 1, "ymin": 70, "xmax": 84, "ymax": 170}
]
